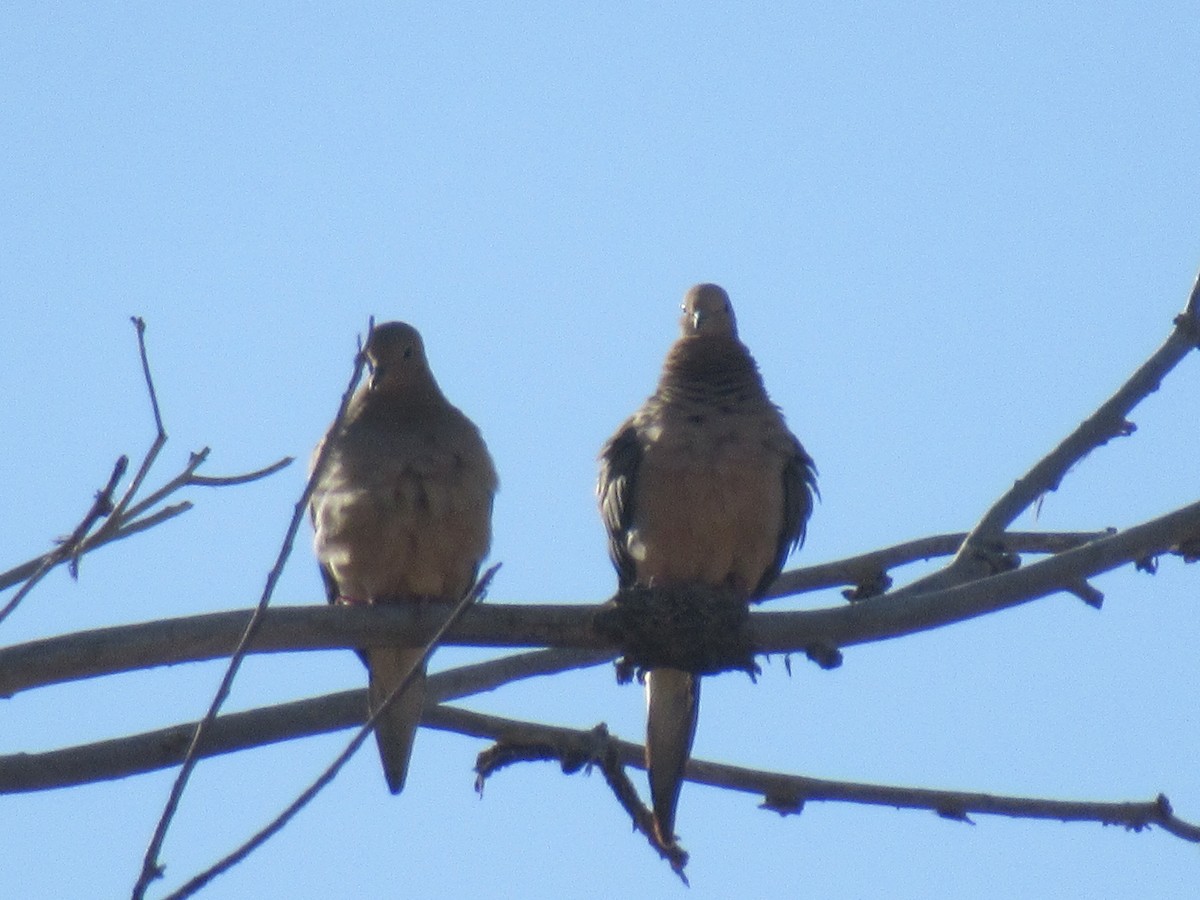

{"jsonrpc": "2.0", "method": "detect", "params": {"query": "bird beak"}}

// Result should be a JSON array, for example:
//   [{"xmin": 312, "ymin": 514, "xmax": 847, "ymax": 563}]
[{"xmin": 690, "ymin": 309, "xmax": 705, "ymax": 330}]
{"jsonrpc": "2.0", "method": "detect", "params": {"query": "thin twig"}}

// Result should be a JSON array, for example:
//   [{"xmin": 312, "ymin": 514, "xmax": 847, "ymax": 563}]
[
  {"xmin": 117, "ymin": 450, "xmax": 210, "ymax": 526},
  {"xmin": 763, "ymin": 530, "xmax": 1112, "ymax": 600},
  {"xmin": 0, "ymin": 456, "xmax": 129, "ymax": 626},
  {"xmin": 64, "ymin": 456, "xmax": 130, "ymax": 578},
  {"xmin": 188, "ymin": 456, "xmax": 295, "ymax": 487},
  {"xmin": 101, "ymin": 503, "xmax": 195, "ymax": 543},
  {"xmin": 131, "ymin": 316, "xmax": 164, "ymax": 435},
  {"xmin": 96, "ymin": 318, "xmax": 170, "ymax": 548},
  {"xmin": 161, "ymin": 565, "xmax": 498, "ymax": 900},
  {"xmin": 129, "ymin": 323, "xmax": 372, "ymax": 900}
]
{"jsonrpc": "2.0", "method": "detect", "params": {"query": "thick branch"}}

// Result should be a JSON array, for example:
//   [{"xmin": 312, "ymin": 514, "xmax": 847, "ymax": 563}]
[
  {"xmin": 0, "ymin": 603, "xmax": 600, "ymax": 698},
  {"xmin": 4, "ymin": 503, "xmax": 1195, "ymax": 700},
  {"xmin": 0, "ymin": 649, "xmax": 613, "ymax": 794}
]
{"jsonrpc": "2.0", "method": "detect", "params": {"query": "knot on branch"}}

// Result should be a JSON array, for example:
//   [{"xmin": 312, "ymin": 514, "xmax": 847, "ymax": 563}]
[
  {"xmin": 804, "ymin": 642, "xmax": 844, "ymax": 670},
  {"xmin": 935, "ymin": 805, "xmax": 975, "ymax": 824},
  {"xmin": 1174, "ymin": 533, "xmax": 1200, "ymax": 563},
  {"xmin": 970, "ymin": 542, "xmax": 1021, "ymax": 576},
  {"xmin": 593, "ymin": 584, "xmax": 759, "ymax": 679},
  {"xmin": 761, "ymin": 792, "xmax": 806, "ymax": 817},
  {"xmin": 842, "ymin": 569, "xmax": 892, "ymax": 601},
  {"xmin": 1173, "ymin": 307, "xmax": 1200, "ymax": 346}
]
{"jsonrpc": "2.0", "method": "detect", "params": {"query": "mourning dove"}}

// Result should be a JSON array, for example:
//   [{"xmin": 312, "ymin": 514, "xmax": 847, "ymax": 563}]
[
  {"xmin": 598, "ymin": 284, "xmax": 816, "ymax": 845},
  {"xmin": 310, "ymin": 321, "xmax": 497, "ymax": 794}
]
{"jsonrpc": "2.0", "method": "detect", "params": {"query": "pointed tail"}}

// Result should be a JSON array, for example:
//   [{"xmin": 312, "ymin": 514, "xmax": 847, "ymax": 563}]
[
  {"xmin": 365, "ymin": 646, "xmax": 428, "ymax": 794},
  {"xmin": 645, "ymin": 667, "xmax": 700, "ymax": 845}
]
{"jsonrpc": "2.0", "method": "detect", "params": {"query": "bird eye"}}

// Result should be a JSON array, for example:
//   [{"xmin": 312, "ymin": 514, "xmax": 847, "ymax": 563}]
[{"xmin": 404, "ymin": 346, "xmax": 414, "ymax": 359}]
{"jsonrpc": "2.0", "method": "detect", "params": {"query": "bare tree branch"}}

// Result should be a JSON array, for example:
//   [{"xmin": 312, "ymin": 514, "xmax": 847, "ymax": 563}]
[
  {"xmin": 3, "ymin": 504, "xmax": 1195, "ymax": 704},
  {"xmin": 444, "ymin": 707, "xmax": 1200, "ymax": 850},
  {"xmin": 0, "ymin": 527, "xmax": 1112, "ymax": 697},
  {"xmin": 0, "ymin": 603, "xmax": 602, "ymax": 698},
  {"xmin": 97, "ymin": 318, "xmax": 172, "ymax": 558},
  {"xmin": 911, "ymin": 292, "xmax": 1200, "ymax": 594},
  {"xmin": 9, "ymin": 686, "xmax": 1195, "ymax": 875},
  {"xmin": 0, "ymin": 318, "xmax": 293, "ymax": 613},
  {"xmin": 763, "ymin": 529, "xmax": 1112, "ymax": 600},
  {"xmin": 4, "ymin": 490, "xmax": 1198, "ymax": 802},
  {"xmin": 187, "ymin": 457, "xmax": 295, "ymax": 487},
  {"xmin": 757, "ymin": 495, "xmax": 1200, "ymax": 652},
  {"xmin": 0, "ymin": 646, "xmax": 611, "ymax": 794}
]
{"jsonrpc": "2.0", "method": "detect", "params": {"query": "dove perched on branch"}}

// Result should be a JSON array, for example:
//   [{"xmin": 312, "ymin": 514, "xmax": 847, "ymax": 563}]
[
  {"xmin": 598, "ymin": 284, "xmax": 816, "ymax": 845},
  {"xmin": 311, "ymin": 321, "xmax": 497, "ymax": 793}
]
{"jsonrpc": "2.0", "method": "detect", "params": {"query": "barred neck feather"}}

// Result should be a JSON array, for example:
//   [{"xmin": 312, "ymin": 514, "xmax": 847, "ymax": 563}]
[{"xmin": 654, "ymin": 334, "xmax": 771, "ymax": 408}]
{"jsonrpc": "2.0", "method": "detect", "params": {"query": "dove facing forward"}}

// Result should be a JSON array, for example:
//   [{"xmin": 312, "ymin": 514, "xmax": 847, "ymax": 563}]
[
  {"xmin": 598, "ymin": 284, "xmax": 816, "ymax": 845},
  {"xmin": 311, "ymin": 321, "xmax": 497, "ymax": 793}
]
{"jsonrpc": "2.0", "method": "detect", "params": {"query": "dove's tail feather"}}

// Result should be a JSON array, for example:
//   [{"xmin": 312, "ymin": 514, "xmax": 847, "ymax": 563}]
[
  {"xmin": 645, "ymin": 667, "xmax": 700, "ymax": 846},
  {"xmin": 366, "ymin": 646, "xmax": 427, "ymax": 794}
]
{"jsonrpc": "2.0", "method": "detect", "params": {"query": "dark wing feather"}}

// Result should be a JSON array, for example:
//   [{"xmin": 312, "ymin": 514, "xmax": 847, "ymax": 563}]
[
  {"xmin": 308, "ymin": 427, "xmax": 343, "ymax": 606},
  {"xmin": 753, "ymin": 436, "xmax": 818, "ymax": 598},
  {"xmin": 597, "ymin": 420, "xmax": 643, "ymax": 589},
  {"xmin": 318, "ymin": 562, "xmax": 340, "ymax": 604}
]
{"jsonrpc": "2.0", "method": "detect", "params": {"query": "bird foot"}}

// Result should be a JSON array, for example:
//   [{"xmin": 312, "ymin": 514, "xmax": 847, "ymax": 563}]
[{"xmin": 594, "ymin": 583, "xmax": 759, "ymax": 677}]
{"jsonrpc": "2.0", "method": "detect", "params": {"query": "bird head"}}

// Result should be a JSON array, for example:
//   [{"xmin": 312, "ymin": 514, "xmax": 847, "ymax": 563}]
[
  {"xmin": 364, "ymin": 321, "xmax": 433, "ymax": 391},
  {"xmin": 680, "ymin": 283, "xmax": 738, "ymax": 338}
]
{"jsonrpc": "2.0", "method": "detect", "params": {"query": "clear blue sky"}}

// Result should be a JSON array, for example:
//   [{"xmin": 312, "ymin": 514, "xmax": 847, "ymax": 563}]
[{"xmin": 3, "ymin": 4, "xmax": 1199, "ymax": 898}]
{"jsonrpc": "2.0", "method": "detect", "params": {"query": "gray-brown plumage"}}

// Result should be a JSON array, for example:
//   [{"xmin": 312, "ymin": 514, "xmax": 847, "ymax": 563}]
[
  {"xmin": 311, "ymin": 321, "xmax": 497, "ymax": 794},
  {"xmin": 598, "ymin": 284, "xmax": 816, "ymax": 845}
]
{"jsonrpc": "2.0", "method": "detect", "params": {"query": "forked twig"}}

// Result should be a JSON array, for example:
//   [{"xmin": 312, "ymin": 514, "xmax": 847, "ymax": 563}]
[
  {"xmin": 0, "ymin": 456, "xmax": 128, "ymax": 625},
  {"xmin": 0, "ymin": 319, "xmax": 292, "ymax": 622}
]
